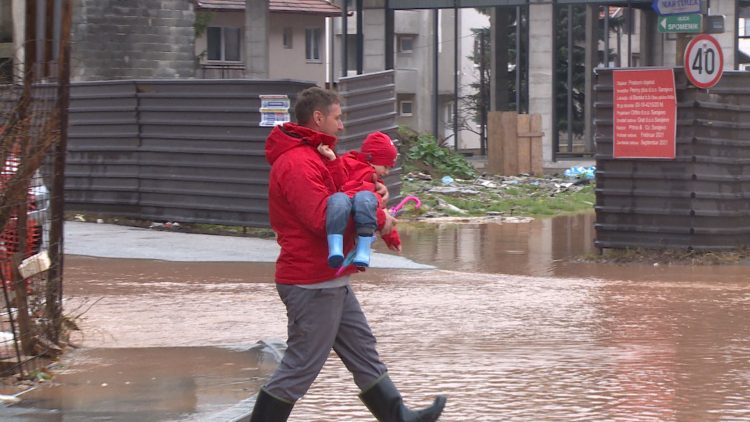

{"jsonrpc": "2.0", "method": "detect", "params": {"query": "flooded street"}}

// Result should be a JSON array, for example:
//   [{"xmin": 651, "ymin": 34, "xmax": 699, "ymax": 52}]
[{"xmin": 4, "ymin": 215, "xmax": 750, "ymax": 420}]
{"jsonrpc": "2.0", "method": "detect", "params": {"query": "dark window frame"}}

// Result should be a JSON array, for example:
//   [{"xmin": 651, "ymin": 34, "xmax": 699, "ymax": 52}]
[
  {"xmin": 206, "ymin": 26, "xmax": 242, "ymax": 63},
  {"xmin": 305, "ymin": 28, "xmax": 322, "ymax": 62}
]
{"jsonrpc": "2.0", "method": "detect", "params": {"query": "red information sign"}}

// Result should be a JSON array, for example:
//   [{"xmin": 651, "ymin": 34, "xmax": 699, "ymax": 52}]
[{"xmin": 612, "ymin": 69, "xmax": 677, "ymax": 159}]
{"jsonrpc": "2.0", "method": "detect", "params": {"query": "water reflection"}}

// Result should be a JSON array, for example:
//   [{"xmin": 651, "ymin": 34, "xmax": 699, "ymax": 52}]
[
  {"xmin": 397, "ymin": 213, "xmax": 596, "ymax": 276},
  {"xmin": 396, "ymin": 213, "xmax": 750, "ymax": 283},
  {"xmin": 3, "ymin": 346, "xmax": 271, "ymax": 421}
]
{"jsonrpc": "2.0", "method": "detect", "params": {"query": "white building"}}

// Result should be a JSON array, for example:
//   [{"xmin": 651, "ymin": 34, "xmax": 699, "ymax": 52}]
[
  {"xmin": 332, "ymin": 5, "xmax": 488, "ymax": 150},
  {"xmin": 195, "ymin": 0, "xmax": 341, "ymax": 87}
]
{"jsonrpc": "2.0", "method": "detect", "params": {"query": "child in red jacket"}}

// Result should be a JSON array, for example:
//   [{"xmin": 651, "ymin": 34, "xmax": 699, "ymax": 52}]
[{"xmin": 319, "ymin": 131, "xmax": 401, "ymax": 268}]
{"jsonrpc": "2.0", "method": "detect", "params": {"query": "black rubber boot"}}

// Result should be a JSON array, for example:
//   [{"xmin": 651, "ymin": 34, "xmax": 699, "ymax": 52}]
[
  {"xmin": 249, "ymin": 388, "xmax": 294, "ymax": 422},
  {"xmin": 359, "ymin": 373, "xmax": 447, "ymax": 422}
]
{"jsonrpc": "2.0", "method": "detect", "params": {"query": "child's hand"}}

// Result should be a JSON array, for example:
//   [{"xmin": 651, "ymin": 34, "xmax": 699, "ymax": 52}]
[
  {"xmin": 375, "ymin": 181, "xmax": 389, "ymax": 203},
  {"xmin": 317, "ymin": 144, "xmax": 336, "ymax": 161},
  {"xmin": 381, "ymin": 211, "xmax": 397, "ymax": 235}
]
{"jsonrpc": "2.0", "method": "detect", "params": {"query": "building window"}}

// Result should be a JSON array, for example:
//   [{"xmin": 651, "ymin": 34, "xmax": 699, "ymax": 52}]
[
  {"xmin": 306, "ymin": 28, "xmax": 322, "ymax": 62},
  {"xmin": 0, "ymin": 58, "xmax": 12, "ymax": 84},
  {"xmin": 0, "ymin": 0, "xmax": 11, "ymax": 43},
  {"xmin": 399, "ymin": 101, "xmax": 413, "ymax": 117},
  {"xmin": 283, "ymin": 27, "xmax": 293, "ymax": 49},
  {"xmin": 207, "ymin": 27, "xmax": 241, "ymax": 62},
  {"xmin": 345, "ymin": 34, "xmax": 357, "ymax": 71},
  {"xmin": 444, "ymin": 102, "xmax": 454, "ymax": 124},
  {"xmin": 623, "ymin": 7, "xmax": 635, "ymax": 35},
  {"xmin": 398, "ymin": 35, "xmax": 414, "ymax": 53},
  {"xmin": 739, "ymin": 2, "xmax": 750, "ymax": 70}
]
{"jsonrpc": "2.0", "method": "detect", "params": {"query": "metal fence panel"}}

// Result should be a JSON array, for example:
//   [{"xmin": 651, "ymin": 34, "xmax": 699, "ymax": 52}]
[
  {"xmin": 66, "ymin": 79, "xmax": 315, "ymax": 226},
  {"xmin": 66, "ymin": 80, "xmax": 141, "ymax": 215},
  {"xmin": 66, "ymin": 75, "xmax": 400, "ymax": 226}
]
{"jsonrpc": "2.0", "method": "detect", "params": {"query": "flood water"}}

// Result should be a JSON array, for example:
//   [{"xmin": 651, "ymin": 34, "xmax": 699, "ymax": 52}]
[
  {"xmin": 397, "ymin": 212, "xmax": 750, "ymax": 283},
  {"xmin": 4, "ymin": 213, "xmax": 750, "ymax": 421}
]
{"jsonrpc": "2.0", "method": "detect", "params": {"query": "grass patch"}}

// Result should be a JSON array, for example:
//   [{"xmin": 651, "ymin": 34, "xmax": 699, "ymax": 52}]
[{"xmin": 402, "ymin": 179, "xmax": 595, "ymax": 218}]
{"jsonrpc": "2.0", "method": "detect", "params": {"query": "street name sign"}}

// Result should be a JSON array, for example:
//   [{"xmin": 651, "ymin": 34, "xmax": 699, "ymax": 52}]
[
  {"xmin": 658, "ymin": 14, "xmax": 702, "ymax": 33},
  {"xmin": 684, "ymin": 34, "xmax": 723, "ymax": 89},
  {"xmin": 652, "ymin": 0, "xmax": 702, "ymax": 16}
]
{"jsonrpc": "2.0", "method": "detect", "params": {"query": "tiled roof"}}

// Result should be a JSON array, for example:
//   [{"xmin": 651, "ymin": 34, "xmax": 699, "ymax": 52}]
[{"xmin": 196, "ymin": 0, "xmax": 342, "ymax": 16}]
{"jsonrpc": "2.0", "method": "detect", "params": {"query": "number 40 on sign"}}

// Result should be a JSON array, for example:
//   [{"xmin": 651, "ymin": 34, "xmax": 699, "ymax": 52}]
[{"xmin": 684, "ymin": 34, "xmax": 724, "ymax": 89}]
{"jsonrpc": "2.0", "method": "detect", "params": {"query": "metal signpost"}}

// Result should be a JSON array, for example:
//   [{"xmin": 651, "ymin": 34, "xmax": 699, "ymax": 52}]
[{"xmin": 684, "ymin": 34, "xmax": 724, "ymax": 89}]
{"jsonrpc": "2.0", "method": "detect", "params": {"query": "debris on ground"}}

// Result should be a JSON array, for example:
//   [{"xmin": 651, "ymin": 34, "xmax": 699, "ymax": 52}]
[
  {"xmin": 563, "ymin": 165, "xmax": 596, "ymax": 180},
  {"xmin": 0, "ymin": 393, "xmax": 21, "ymax": 405},
  {"xmin": 149, "ymin": 221, "xmax": 182, "ymax": 231},
  {"xmin": 399, "ymin": 172, "xmax": 595, "ymax": 222},
  {"xmin": 413, "ymin": 215, "xmax": 535, "ymax": 225}
]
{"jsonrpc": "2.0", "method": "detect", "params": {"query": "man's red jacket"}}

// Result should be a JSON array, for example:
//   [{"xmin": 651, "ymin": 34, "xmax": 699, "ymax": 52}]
[{"xmin": 265, "ymin": 123, "xmax": 358, "ymax": 284}]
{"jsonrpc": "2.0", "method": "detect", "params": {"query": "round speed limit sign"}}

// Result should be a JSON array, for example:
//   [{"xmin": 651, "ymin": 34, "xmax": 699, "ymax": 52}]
[{"xmin": 684, "ymin": 34, "xmax": 724, "ymax": 89}]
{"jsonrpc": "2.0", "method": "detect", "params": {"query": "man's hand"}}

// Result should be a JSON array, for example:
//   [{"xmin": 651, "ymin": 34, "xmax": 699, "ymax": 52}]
[
  {"xmin": 381, "ymin": 210, "xmax": 397, "ymax": 235},
  {"xmin": 375, "ymin": 181, "xmax": 390, "ymax": 203},
  {"xmin": 317, "ymin": 144, "xmax": 336, "ymax": 161}
]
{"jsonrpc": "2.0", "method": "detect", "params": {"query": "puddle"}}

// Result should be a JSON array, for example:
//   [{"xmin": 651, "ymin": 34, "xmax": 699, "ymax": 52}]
[{"xmin": 3, "ymin": 346, "xmax": 277, "ymax": 421}]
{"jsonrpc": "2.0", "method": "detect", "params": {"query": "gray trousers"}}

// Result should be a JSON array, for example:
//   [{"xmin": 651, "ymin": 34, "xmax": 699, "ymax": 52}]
[{"xmin": 264, "ymin": 283, "xmax": 388, "ymax": 402}]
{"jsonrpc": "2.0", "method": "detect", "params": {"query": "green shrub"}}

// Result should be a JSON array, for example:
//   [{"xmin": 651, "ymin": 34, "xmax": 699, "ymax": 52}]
[{"xmin": 397, "ymin": 126, "xmax": 477, "ymax": 179}]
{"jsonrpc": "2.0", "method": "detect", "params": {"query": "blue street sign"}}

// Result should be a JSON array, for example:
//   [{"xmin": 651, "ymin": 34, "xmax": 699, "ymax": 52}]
[{"xmin": 652, "ymin": 0, "xmax": 702, "ymax": 16}]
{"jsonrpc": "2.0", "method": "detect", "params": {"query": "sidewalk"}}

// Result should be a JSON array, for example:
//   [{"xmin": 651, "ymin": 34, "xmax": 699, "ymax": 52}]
[{"xmin": 64, "ymin": 221, "xmax": 434, "ymax": 269}]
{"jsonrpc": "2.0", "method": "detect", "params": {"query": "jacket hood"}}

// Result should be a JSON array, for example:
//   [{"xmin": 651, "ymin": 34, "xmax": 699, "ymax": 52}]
[
  {"xmin": 265, "ymin": 122, "xmax": 338, "ymax": 165},
  {"xmin": 345, "ymin": 150, "xmax": 372, "ymax": 164}
]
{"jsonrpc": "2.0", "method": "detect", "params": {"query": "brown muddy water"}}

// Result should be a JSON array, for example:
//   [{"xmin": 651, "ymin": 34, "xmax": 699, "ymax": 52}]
[{"xmin": 4, "ymin": 213, "xmax": 750, "ymax": 421}]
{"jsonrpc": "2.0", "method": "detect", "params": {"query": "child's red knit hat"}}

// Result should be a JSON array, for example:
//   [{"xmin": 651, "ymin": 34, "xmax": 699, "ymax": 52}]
[{"xmin": 361, "ymin": 132, "xmax": 397, "ymax": 167}]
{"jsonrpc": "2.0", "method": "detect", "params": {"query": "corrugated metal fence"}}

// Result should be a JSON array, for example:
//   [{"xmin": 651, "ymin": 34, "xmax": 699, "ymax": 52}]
[
  {"xmin": 338, "ymin": 70, "xmax": 401, "ymax": 203},
  {"xmin": 67, "ymin": 79, "xmax": 313, "ymax": 227},
  {"xmin": 595, "ymin": 69, "xmax": 750, "ymax": 250},
  {"xmin": 67, "ymin": 73, "xmax": 399, "ymax": 227}
]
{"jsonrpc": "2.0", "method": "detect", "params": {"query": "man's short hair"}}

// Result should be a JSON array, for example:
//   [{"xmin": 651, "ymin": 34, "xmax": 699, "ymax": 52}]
[{"xmin": 294, "ymin": 87, "xmax": 340, "ymax": 125}]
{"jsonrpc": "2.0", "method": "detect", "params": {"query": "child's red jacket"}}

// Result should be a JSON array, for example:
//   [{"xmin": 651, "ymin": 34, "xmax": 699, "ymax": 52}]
[{"xmin": 329, "ymin": 151, "xmax": 401, "ymax": 249}]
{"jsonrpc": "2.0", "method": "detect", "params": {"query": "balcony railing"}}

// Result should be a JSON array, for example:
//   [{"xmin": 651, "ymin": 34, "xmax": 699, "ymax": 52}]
[{"xmin": 199, "ymin": 63, "xmax": 245, "ymax": 79}]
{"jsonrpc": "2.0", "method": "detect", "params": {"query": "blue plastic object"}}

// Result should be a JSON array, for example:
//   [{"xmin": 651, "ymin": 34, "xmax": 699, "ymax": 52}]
[{"xmin": 564, "ymin": 165, "xmax": 596, "ymax": 180}]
